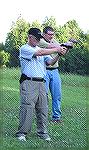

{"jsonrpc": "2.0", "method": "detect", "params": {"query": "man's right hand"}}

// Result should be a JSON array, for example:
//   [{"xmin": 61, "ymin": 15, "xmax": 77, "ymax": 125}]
[{"xmin": 57, "ymin": 46, "xmax": 68, "ymax": 56}]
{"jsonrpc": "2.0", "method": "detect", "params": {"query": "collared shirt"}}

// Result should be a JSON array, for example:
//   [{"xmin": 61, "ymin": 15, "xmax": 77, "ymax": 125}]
[
  {"xmin": 38, "ymin": 38, "xmax": 60, "ymax": 68},
  {"xmin": 19, "ymin": 44, "xmax": 52, "ymax": 78}
]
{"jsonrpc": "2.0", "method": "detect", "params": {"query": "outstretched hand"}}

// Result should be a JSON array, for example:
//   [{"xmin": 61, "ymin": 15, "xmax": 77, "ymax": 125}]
[{"xmin": 57, "ymin": 46, "xmax": 68, "ymax": 56}]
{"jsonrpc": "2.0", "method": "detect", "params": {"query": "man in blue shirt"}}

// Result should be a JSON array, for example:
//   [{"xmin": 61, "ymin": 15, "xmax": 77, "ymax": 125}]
[{"xmin": 16, "ymin": 28, "xmax": 67, "ymax": 141}]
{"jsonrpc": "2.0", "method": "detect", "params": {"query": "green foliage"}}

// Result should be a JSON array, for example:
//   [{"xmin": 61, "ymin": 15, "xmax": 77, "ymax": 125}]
[
  {"xmin": 3, "ymin": 16, "xmax": 89, "ymax": 75},
  {"xmin": 5, "ymin": 17, "xmax": 30, "ymax": 50},
  {"xmin": 0, "ymin": 50, "xmax": 10, "ymax": 67},
  {"xmin": 31, "ymin": 20, "xmax": 42, "ymax": 30},
  {"xmin": 84, "ymin": 33, "xmax": 89, "ymax": 51},
  {"xmin": 0, "ymin": 42, "xmax": 5, "ymax": 51},
  {"xmin": 60, "ymin": 20, "xmax": 81, "ymax": 42},
  {"xmin": 42, "ymin": 16, "xmax": 57, "ymax": 28},
  {"xmin": 56, "ymin": 20, "xmax": 89, "ymax": 75},
  {"xmin": 5, "ymin": 17, "xmax": 30, "ymax": 67}
]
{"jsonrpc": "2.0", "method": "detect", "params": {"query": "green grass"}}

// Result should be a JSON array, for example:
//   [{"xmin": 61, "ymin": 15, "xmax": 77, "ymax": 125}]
[{"xmin": 0, "ymin": 68, "xmax": 89, "ymax": 150}]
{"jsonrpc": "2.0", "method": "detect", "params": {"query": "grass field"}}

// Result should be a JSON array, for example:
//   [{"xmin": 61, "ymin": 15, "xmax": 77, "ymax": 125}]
[{"xmin": 0, "ymin": 68, "xmax": 89, "ymax": 150}]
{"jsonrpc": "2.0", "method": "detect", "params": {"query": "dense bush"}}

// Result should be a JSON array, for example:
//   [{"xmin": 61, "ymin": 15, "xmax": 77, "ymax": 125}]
[{"xmin": 0, "ymin": 50, "xmax": 10, "ymax": 67}]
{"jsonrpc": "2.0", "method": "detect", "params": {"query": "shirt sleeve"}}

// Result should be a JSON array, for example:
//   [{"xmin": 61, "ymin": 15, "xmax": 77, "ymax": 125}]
[
  {"xmin": 51, "ymin": 39, "xmax": 61, "ymax": 46},
  {"xmin": 20, "ymin": 45, "xmax": 36, "ymax": 60},
  {"xmin": 44, "ymin": 55, "xmax": 52, "ymax": 64},
  {"xmin": 38, "ymin": 38, "xmax": 50, "ymax": 48}
]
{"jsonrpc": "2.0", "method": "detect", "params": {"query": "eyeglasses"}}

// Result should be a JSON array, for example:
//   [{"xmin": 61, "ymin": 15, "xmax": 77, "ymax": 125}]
[
  {"xmin": 46, "ymin": 32, "xmax": 54, "ymax": 36},
  {"xmin": 47, "ymin": 33, "xmax": 54, "ymax": 36}
]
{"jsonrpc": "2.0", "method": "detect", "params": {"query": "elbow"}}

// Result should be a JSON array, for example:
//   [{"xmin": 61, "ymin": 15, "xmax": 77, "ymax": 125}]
[{"xmin": 46, "ymin": 61, "xmax": 53, "ymax": 66}]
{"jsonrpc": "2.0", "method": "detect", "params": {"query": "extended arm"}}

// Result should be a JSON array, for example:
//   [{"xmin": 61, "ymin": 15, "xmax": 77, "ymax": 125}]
[
  {"xmin": 47, "ymin": 54, "xmax": 60, "ymax": 66},
  {"xmin": 33, "ymin": 47, "xmax": 63, "ymax": 57},
  {"xmin": 46, "ymin": 47, "xmax": 67, "ymax": 66}
]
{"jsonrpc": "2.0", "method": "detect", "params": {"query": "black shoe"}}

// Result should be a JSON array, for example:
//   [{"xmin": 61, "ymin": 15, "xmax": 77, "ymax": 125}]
[{"xmin": 51, "ymin": 119, "xmax": 63, "ymax": 123}]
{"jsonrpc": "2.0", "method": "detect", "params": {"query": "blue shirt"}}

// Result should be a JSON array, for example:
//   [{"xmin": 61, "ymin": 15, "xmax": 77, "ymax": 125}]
[{"xmin": 19, "ymin": 44, "xmax": 52, "ymax": 78}]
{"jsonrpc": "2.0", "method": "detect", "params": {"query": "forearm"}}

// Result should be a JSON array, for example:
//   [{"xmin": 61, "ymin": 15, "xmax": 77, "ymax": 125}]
[
  {"xmin": 47, "ymin": 54, "xmax": 60, "ymax": 66},
  {"xmin": 34, "ymin": 48, "xmax": 59, "ymax": 56}
]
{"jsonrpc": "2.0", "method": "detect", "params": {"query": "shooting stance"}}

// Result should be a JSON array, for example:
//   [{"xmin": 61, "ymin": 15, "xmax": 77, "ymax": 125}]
[
  {"xmin": 38, "ymin": 26, "xmax": 74, "ymax": 123},
  {"xmin": 16, "ymin": 28, "xmax": 67, "ymax": 141}
]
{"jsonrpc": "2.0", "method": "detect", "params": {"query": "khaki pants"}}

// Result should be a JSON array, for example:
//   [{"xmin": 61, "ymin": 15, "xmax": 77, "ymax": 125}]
[{"xmin": 16, "ymin": 80, "xmax": 48, "ymax": 136}]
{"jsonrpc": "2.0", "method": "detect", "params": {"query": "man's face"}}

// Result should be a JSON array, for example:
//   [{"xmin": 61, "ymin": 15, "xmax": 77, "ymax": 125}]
[
  {"xmin": 28, "ymin": 35, "xmax": 40, "ymax": 47},
  {"xmin": 44, "ymin": 30, "xmax": 54, "ymax": 42}
]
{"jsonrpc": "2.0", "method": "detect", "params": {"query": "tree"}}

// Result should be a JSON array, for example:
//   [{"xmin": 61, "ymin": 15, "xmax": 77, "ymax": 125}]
[
  {"xmin": 42, "ymin": 16, "xmax": 57, "ymax": 28},
  {"xmin": 0, "ymin": 43, "xmax": 5, "ymax": 51},
  {"xmin": 58, "ymin": 20, "xmax": 88, "ymax": 75},
  {"xmin": 31, "ymin": 20, "xmax": 42, "ymax": 30},
  {"xmin": 5, "ymin": 16, "xmax": 30, "ymax": 67},
  {"xmin": 0, "ymin": 50, "xmax": 10, "ymax": 67},
  {"xmin": 4, "ymin": 15, "xmax": 89, "ymax": 75}
]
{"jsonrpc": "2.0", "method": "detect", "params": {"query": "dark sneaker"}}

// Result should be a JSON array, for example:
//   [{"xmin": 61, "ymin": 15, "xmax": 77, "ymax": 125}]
[{"xmin": 51, "ymin": 119, "xmax": 63, "ymax": 123}]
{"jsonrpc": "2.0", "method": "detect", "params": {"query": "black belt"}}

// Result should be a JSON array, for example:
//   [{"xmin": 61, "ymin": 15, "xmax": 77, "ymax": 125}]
[
  {"xmin": 46, "ymin": 67, "xmax": 58, "ymax": 70},
  {"xmin": 20, "ymin": 74, "xmax": 45, "ymax": 84}
]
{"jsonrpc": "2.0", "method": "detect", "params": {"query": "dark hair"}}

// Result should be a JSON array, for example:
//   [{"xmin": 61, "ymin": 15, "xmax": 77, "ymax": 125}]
[
  {"xmin": 43, "ymin": 26, "xmax": 54, "ymax": 34},
  {"xmin": 28, "ymin": 28, "xmax": 42, "ymax": 41}
]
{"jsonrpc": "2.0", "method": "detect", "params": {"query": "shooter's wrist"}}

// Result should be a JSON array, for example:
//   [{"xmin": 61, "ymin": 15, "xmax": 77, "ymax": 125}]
[{"xmin": 58, "ymin": 53, "xmax": 62, "ymax": 56}]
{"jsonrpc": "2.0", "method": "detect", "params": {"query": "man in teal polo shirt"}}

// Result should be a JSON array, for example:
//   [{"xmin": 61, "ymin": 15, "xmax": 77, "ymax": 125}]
[{"xmin": 16, "ymin": 28, "xmax": 67, "ymax": 142}]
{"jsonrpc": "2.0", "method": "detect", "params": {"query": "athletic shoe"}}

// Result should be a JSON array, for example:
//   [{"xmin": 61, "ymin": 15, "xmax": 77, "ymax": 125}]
[
  {"xmin": 37, "ymin": 133, "xmax": 51, "ymax": 141},
  {"xmin": 51, "ymin": 119, "xmax": 63, "ymax": 123},
  {"xmin": 17, "ymin": 135, "xmax": 26, "ymax": 141},
  {"xmin": 45, "ymin": 136, "xmax": 51, "ymax": 141}
]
